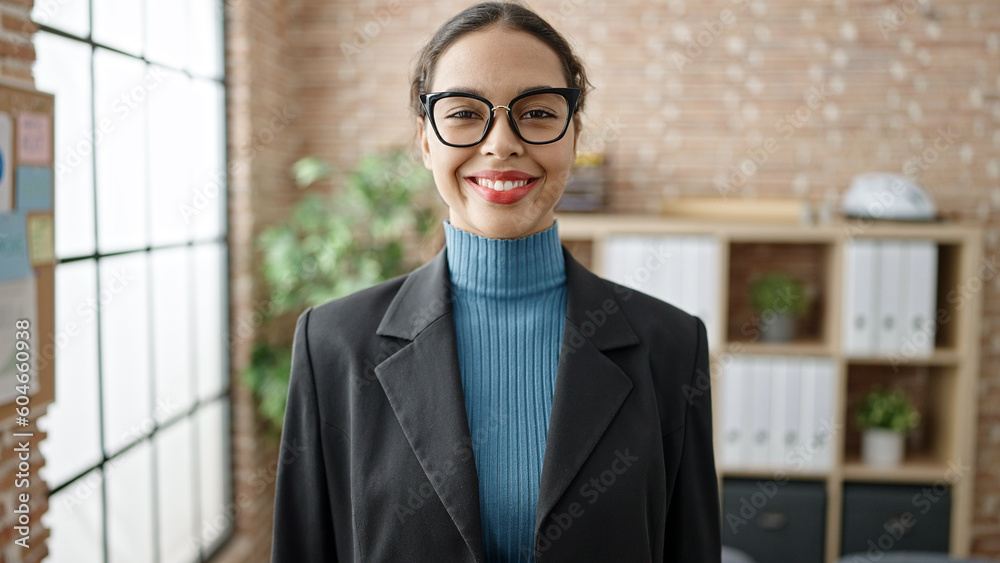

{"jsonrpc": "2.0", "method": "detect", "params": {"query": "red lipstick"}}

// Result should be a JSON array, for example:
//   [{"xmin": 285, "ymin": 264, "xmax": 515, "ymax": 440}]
[{"xmin": 464, "ymin": 170, "xmax": 540, "ymax": 205}]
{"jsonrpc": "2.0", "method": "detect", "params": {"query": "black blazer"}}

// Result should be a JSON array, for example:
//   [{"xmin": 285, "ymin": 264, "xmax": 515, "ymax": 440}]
[{"xmin": 271, "ymin": 246, "xmax": 721, "ymax": 562}]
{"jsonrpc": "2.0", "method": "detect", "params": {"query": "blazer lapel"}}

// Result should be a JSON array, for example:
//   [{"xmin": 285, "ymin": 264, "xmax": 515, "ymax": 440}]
[
  {"xmin": 374, "ymin": 250, "xmax": 485, "ymax": 563},
  {"xmin": 535, "ymin": 249, "xmax": 641, "ymax": 538}
]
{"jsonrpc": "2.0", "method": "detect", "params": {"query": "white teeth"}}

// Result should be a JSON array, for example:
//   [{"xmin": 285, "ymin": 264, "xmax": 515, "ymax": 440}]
[{"xmin": 473, "ymin": 178, "xmax": 531, "ymax": 191}]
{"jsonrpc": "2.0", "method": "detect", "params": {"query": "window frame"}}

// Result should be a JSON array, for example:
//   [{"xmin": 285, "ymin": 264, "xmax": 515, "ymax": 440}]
[{"xmin": 35, "ymin": 1, "xmax": 233, "ymax": 560}]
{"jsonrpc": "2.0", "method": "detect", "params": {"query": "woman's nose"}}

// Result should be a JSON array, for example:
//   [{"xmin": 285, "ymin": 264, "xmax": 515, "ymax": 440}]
[{"xmin": 479, "ymin": 107, "xmax": 524, "ymax": 158}]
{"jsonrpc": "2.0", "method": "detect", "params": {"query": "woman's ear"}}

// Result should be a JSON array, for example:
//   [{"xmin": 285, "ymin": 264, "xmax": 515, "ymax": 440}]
[{"xmin": 417, "ymin": 116, "xmax": 433, "ymax": 170}]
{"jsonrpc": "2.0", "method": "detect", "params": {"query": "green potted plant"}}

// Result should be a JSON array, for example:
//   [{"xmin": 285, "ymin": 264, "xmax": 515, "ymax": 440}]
[
  {"xmin": 243, "ymin": 149, "xmax": 442, "ymax": 435},
  {"xmin": 854, "ymin": 387, "xmax": 920, "ymax": 468},
  {"xmin": 749, "ymin": 273, "xmax": 809, "ymax": 342}
]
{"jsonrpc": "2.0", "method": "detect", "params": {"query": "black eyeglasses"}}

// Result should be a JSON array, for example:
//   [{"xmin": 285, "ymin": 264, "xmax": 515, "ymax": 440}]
[{"xmin": 419, "ymin": 87, "xmax": 581, "ymax": 147}]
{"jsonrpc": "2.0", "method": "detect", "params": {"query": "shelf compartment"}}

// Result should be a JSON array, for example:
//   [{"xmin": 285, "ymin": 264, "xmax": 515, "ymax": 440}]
[
  {"xmin": 726, "ymin": 241, "xmax": 834, "ymax": 347},
  {"xmin": 844, "ymin": 364, "xmax": 959, "ymax": 471},
  {"xmin": 933, "ymin": 243, "xmax": 963, "ymax": 351},
  {"xmin": 841, "ymin": 482, "xmax": 951, "ymax": 554},
  {"xmin": 722, "ymin": 478, "xmax": 827, "ymax": 563}
]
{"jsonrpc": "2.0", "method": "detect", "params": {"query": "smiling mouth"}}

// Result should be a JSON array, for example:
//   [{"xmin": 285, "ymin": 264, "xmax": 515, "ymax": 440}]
[
  {"xmin": 464, "ymin": 176, "xmax": 541, "ymax": 205},
  {"xmin": 468, "ymin": 177, "xmax": 538, "ymax": 191}
]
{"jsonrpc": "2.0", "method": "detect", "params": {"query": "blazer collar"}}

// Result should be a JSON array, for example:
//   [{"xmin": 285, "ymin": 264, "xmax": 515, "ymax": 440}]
[
  {"xmin": 376, "ymin": 246, "xmax": 639, "ymax": 346},
  {"xmin": 375, "ymin": 246, "xmax": 640, "ymax": 560}
]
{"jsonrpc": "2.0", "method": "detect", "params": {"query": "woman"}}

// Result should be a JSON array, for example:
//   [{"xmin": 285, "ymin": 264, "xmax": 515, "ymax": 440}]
[{"xmin": 271, "ymin": 3, "xmax": 720, "ymax": 561}]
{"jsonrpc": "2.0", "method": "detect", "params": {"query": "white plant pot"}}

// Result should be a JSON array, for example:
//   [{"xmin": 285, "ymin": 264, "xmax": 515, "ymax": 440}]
[
  {"xmin": 861, "ymin": 428, "xmax": 905, "ymax": 468},
  {"xmin": 761, "ymin": 312, "xmax": 796, "ymax": 342}
]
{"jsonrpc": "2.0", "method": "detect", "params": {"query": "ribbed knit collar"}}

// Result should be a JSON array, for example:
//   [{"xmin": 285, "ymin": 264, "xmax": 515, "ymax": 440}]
[{"xmin": 444, "ymin": 220, "xmax": 567, "ymax": 299}]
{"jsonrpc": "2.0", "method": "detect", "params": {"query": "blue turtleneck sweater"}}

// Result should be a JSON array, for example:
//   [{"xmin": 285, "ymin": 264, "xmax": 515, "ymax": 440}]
[{"xmin": 444, "ymin": 220, "xmax": 568, "ymax": 562}]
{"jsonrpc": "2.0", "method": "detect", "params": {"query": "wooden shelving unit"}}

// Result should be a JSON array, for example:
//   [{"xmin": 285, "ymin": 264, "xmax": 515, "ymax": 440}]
[{"xmin": 556, "ymin": 213, "xmax": 984, "ymax": 562}]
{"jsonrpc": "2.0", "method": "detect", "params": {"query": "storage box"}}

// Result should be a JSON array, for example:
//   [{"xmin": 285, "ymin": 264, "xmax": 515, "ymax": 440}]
[
  {"xmin": 722, "ymin": 478, "xmax": 826, "ymax": 563},
  {"xmin": 841, "ymin": 483, "xmax": 951, "ymax": 555}
]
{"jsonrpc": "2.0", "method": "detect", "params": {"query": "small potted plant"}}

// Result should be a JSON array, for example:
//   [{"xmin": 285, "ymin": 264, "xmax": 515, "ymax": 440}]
[
  {"xmin": 749, "ymin": 273, "xmax": 809, "ymax": 342},
  {"xmin": 855, "ymin": 387, "xmax": 920, "ymax": 468}
]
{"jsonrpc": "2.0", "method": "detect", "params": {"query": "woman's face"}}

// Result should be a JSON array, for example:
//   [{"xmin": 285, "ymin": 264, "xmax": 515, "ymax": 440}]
[{"xmin": 419, "ymin": 27, "xmax": 578, "ymax": 239}]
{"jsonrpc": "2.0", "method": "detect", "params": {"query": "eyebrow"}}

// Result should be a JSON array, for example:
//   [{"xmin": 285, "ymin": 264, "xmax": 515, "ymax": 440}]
[{"xmin": 442, "ymin": 85, "xmax": 554, "ymax": 98}]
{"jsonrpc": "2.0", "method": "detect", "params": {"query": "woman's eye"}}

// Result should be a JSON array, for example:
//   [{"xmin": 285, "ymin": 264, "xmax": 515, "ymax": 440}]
[
  {"xmin": 521, "ymin": 109, "xmax": 557, "ymax": 120},
  {"xmin": 447, "ymin": 110, "xmax": 483, "ymax": 120}
]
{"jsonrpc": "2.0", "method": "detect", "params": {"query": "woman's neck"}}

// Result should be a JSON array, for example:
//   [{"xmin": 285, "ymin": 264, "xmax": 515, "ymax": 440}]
[{"xmin": 444, "ymin": 220, "xmax": 566, "ymax": 299}]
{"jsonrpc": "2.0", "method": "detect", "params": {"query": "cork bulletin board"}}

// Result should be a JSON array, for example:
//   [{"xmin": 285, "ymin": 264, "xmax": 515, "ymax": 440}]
[{"xmin": 0, "ymin": 76, "xmax": 55, "ymax": 421}]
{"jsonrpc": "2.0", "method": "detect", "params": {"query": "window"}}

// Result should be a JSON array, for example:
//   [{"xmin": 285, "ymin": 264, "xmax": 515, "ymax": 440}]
[{"xmin": 33, "ymin": 1, "xmax": 231, "ymax": 561}]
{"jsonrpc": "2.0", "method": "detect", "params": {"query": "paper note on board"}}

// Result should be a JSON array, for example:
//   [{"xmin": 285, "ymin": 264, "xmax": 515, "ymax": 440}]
[
  {"xmin": 17, "ymin": 112, "xmax": 51, "ymax": 165},
  {"xmin": 15, "ymin": 166, "xmax": 52, "ymax": 211},
  {"xmin": 27, "ymin": 214, "xmax": 53, "ymax": 266},
  {"xmin": 0, "ymin": 113, "xmax": 11, "ymax": 212},
  {"xmin": 0, "ymin": 276, "xmax": 37, "ymax": 403},
  {"xmin": 0, "ymin": 211, "xmax": 30, "ymax": 282}
]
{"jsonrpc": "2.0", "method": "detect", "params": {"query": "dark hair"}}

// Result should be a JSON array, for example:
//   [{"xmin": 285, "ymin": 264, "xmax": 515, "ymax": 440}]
[{"xmin": 410, "ymin": 1, "xmax": 590, "ymax": 120}]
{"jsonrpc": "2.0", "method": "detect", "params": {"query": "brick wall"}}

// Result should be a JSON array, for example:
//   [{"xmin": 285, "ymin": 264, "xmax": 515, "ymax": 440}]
[
  {"xmin": 223, "ymin": 0, "xmax": 1000, "ymax": 559},
  {"xmin": 216, "ymin": 0, "xmax": 303, "ymax": 561},
  {"xmin": 0, "ymin": 2, "xmax": 51, "ymax": 562},
  {"xmin": 0, "ymin": 0, "xmax": 34, "ymax": 85}
]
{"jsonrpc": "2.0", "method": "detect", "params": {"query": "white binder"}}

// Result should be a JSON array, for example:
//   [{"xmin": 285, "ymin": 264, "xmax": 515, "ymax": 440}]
[
  {"xmin": 739, "ymin": 357, "xmax": 756, "ymax": 468},
  {"xmin": 653, "ymin": 235, "xmax": 681, "ymax": 304},
  {"xmin": 768, "ymin": 357, "xmax": 789, "ymax": 467},
  {"xmin": 798, "ymin": 358, "xmax": 817, "ymax": 469},
  {"xmin": 720, "ymin": 356, "xmax": 745, "ymax": 468},
  {"xmin": 604, "ymin": 235, "xmax": 644, "ymax": 291},
  {"xmin": 901, "ymin": 240, "xmax": 938, "ymax": 357},
  {"xmin": 876, "ymin": 240, "xmax": 905, "ymax": 352},
  {"xmin": 781, "ymin": 357, "xmax": 803, "ymax": 468},
  {"xmin": 747, "ymin": 356, "xmax": 771, "ymax": 467},
  {"xmin": 811, "ymin": 358, "xmax": 836, "ymax": 470},
  {"xmin": 842, "ymin": 239, "xmax": 879, "ymax": 355},
  {"xmin": 601, "ymin": 235, "xmax": 628, "ymax": 287},
  {"xmin": 603, "ymin": 235, "xmax": 720, "ymax": 352},
  {"xmin": 798, "ymin": 357, "xmax": 836, "ymax": 470}
]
